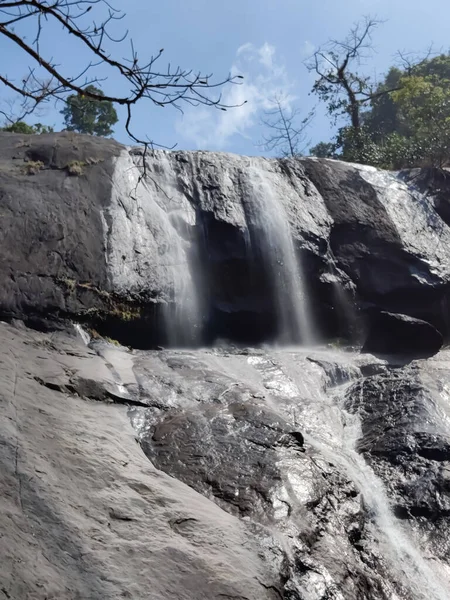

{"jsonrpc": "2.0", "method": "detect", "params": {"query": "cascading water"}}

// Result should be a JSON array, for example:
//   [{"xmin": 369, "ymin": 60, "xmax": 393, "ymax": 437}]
[
  {"xmin": 243, "ymin": 348, "xmax": 450, "ymax": 599},
  {"xmin": 340, "ymin": 404, "xmax": 450, "ymax": 600},
  {"xmin": 241, "ymin": 161, "xmax": 314, "ymax": 345},
  {"xmin": 132, "ymin": 152, "xmax": 203, "ymax": 347},
  {"xmin": 132, "ymin": 340, "xmax": 450, "ymax": 598},
  {"xmin": 113, "ymin": 147, "xmax": 450, "ymax": 593}
]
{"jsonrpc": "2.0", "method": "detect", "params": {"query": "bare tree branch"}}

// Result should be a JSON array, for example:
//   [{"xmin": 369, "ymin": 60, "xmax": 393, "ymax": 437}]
[
  {"xmin": 259, "ymin": 94, "xmax": 315, "ymax": 158},
  {"xmin": 395, "ymin": 44, "xmax": 442, "ymax": 77},
  {"xmin": 0, "ymin": 0, "xmax": 244, "ymax": 153},
  {"xmin": 306, "ymin": 16, "xmax": 383, "ymax": 130}
]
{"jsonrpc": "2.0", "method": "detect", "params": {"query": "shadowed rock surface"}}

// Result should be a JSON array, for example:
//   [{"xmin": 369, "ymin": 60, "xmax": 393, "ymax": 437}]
[{"xmin": 363, "ymin": 311, "xmax": 444, "ymax": 358}]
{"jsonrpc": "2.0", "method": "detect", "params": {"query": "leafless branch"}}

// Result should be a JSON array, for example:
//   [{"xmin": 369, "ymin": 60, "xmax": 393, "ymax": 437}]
[
  {"xmin": 0, "ymin": 0, "xmax": 244, "ymax": 155},
  {"xmin": 396, "ymin": 44, "xmax": 439, "ymax": 74},
  {"xmin": 306, "ymin": 16, "xmax": 383, "ymax": 130},
  {"xmin": 259, "ymin": 94, "xmax": 315, "ymax": 157}
]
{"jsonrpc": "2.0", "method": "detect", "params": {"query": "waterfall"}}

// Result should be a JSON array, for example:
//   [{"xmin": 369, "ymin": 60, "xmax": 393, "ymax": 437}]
[
  {"xmin": 242, "ymin": 163, "xmax": 314, "ymax": 345},
  {"xmin": 253, "ymin": 348, "xmax": 450, "ymax": 599},
  {"xmin": 109, "ymin": 151, "xmax": 323, "ymax": 347},
  {"xmin": 145, "ymin": 153, "xmax": 203, "ymax": 347},
  {"xmin": 341, "ymin": 406, "xmax": 449, "ymax": 600}
]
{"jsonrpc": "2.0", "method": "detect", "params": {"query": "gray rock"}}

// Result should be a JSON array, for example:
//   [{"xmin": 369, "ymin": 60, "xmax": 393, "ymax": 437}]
[
  {"xmin": 0, "ymin": 322, "xmax": 281, "ymax": 600},
  {"xmin": 363, "ymin": 311, "xmax": 443, "ymax": 358},
  {"xmin": 131, "ymin": 344, "xmax": 450, "ymax": 599},
  {"xmin": 2, "ymin": 132, "xmax": 450, "ymax": 347},
  {"xmin": 3, "ymin": 132, "xmax": 450, "ymax": 598},
  {"xmin": 2, "ymin": 318, "xmax": 450, "ymax": 599},
  {"xmin": 0, "ymin": 132, "xmax": 121, "ymax": 329}
]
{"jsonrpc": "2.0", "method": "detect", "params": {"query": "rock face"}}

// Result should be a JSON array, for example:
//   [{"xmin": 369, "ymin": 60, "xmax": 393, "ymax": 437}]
[
  {"xmin": 363, "ymin": 311, "xmax": 444, "ymax": 358},
  {"xmin": 3, "ymin": 132, "xmax": 450, "ymax": 600},
  {"xmin": 3, "ymin": 320, "xmax": 450, "ymax": 599},
  {"xmin": 131, "ymin": 344, "xmax": 450, "ymax": 600},
  {"xmin": 1, "ymin": 132, "xmax": 450, "ymax": 347},
  {"xmin": 0, "ymin": 133, "xmax": 121, "ymax": 331},
  {"xmin": 0, "ymin": 322, "xmax": 281, "ymax": 600}
]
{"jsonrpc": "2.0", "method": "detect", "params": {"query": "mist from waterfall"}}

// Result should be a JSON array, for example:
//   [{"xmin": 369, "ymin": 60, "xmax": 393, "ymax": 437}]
[{"xmin": 243, "ymin": 164, "xmax": 314, "ymax": 345}]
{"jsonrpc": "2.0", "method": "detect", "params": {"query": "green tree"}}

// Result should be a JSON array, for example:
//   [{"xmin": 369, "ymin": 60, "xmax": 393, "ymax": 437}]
[
  {"xmin": 363, "ymin": 68, "xmax": 406, "ymax": 144},
  {"xmin": 310, "ymin": 20, "xmax": 450, "ymax": 169},
  {"xmin": 1, "ymin": 121, "xmax": 54, "ymax": 134},
  {"xmin": 61, "ymin": 85, "xmax": 118, "ymax": 136},
  {"xmin": 391, "ymin": 73, "xmax": 450, "ymax": 167},
  {"xmin": 309, "ymin": 141, "xmax": 336, "ymax": 158}
]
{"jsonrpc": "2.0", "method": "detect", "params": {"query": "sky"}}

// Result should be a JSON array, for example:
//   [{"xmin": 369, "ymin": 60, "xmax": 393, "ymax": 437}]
[{"xmin": 1, "ymin": 0, "xmax": 450, "ymax": 156}]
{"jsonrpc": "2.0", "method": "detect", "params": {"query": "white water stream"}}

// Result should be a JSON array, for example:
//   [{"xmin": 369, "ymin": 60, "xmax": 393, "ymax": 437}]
[
  {"xmin": 247, "ymin": 348, "xmax": 449, "ymax": 600},
  {"xmin": 243, "ymin": 165, "xmax": 314, "ymax": 344}
]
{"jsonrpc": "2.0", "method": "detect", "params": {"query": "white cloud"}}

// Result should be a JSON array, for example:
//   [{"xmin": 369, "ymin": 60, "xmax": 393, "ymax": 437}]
[
  {"xmin": 175, "ymin": 43, "xmax": 293, "ymax": 150},
  {"xmin": 236, "ymin": 42, "xmax": 253, "ymax": 56},
  {"xmin": 300, "ymin": 40, "xmax": 315, "ymax": 58},
  {"xmin": 258, "ymin": 42, "xmax": 276, "ymax": 70}
]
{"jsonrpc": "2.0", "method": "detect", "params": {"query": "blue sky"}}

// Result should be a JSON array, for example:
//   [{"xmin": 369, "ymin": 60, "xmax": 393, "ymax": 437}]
[{"xmin": 1, "ymin": 0, "xmax": 449, "ymax": 155}]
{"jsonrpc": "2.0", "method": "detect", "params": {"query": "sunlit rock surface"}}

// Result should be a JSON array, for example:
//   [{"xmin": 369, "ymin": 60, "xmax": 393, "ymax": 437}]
[
  {"xmin": 0, "ymin": 322, "xmax": 281, "ymax": 600},
  {"xmin": 2, "ymin": 320, "xmax": 450, "ymax": 599}
]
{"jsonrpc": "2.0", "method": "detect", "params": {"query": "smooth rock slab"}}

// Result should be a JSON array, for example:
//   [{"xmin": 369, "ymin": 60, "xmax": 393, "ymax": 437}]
[{"xmin": 0, "ymin": 322, "xmax": 280, "ymax": 600}]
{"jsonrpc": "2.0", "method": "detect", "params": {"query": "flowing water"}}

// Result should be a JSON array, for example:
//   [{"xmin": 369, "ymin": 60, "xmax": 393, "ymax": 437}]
[
  {"xmin": 124, "ymin": 153, "xmax": 317, "ymax": 347},
  {"xmin": 127, "ymin": 341, "xmax": 450, "ymax": 598},
  {"xmin": 242, "ymin": 164, "xmax": 314, "ymax": 344},
  {"xmin": 340, "ymin": 405, "xmax": 450, "ymax": 600},
  {"xmin": 245, "ymin": 348, "xmax": 450, "ymax": 599},
  {"xmin": 125, "ymin": 153, "xmax": 450, "ymax": 596},
  {"xmin": 105, "ymin": 151, "xmax": 450, "ymax": 597},
  {"xmin": 137, "ymin": 152, "xmax": 202, "ymax": 347}
]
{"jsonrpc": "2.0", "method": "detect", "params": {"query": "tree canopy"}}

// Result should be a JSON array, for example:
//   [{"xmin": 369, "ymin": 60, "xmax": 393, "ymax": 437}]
[
  {"xmin": 61, "ymin": 85, "xmax": 118, "ymax": 136},
  {"xmin": 0, "ymin": 121, "xmax": 53, "ymax": 134},
  {"xmin": 310, "ymin": 19, "xmax": 450, "ymax": 169}
]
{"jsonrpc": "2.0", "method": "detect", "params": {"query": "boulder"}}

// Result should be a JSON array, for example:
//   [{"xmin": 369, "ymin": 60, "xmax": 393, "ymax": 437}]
[{"xmin": 362, "ymin": 311, "xmax": 443, "ymax": 358}]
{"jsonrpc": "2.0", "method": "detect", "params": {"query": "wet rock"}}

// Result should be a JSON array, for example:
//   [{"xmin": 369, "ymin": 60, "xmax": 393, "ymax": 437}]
[
  {"xmin": 362, "ymin": 311, "xmax": 443, "ymax": 358},
  {"xmin": 344, "ymin": 356, "xmax": 450, "ymax": 570},
  {"xmin": 3, "ymin": 320, "xmax": 450, "ymax": 599},
  {"xmin": 132, "ymin": 345, "xmax": 444, "ymax": 599},
  {"xmin": 3, "ymin": 133, "xmax": 450, "ymax": 347}
]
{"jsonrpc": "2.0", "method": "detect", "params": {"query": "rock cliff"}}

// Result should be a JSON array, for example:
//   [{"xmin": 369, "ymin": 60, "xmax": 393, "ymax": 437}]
[
  {"xmin": 2, "ymin": 132, "xmax": 450, "ymax": 349},
  {"xmin": 2, "ymin": 132, "xmax": 450, "ymax": 600}
]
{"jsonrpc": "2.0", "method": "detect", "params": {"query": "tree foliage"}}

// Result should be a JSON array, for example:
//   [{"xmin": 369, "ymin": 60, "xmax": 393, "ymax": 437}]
[
  {"xmin": 309, "ymin": 141, "xmax": 336, "ymax": 159},
  {"xmin": 61, "ymin": 85, "xmax": 118, "ymax": 136},
  {"xmin": 310, "ymin": 18, "xmax": 450, "ymax": 169},
  {"xmin": 1, "ymin": 120, "xmax": 53, "ymax": 133}
]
